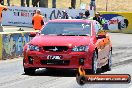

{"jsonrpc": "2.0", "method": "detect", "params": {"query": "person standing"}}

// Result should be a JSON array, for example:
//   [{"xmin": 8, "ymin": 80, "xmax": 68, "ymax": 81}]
[
  {"xmin": 32, "ymin": 9, "xmax": 44, "ymax": 30},
  {"xmin": 26, "ymin": 0, "xmax": 30, "ymax": 7},
  {"xmin": 0, "ymin": 4, "xmax": 7, "ymax": 32},
  {"xmin": 32, "ymin": 0, "xmax": 34, "ymax": 6},
  {"xmin": 90, "ymin": 0, "xmax": 96, "ymax": 11},
  {"xmin": 21, "ymin": 0, "xmax": 25, "ymax": 7},
  {"xmin": 52, "ymin": 0, "xmax": 56, "ymax": 8},
  {"xmin": 7, "ymin": 0, "xmax": 10, "ymax": 6},
  {"xmin": 89, "ymin": 12, "xmax": 105, "ymax": 26},
  {"xmin": 32, "ymin": 0, "xmax": 40, "ymax": 7},
  {"xmin": 0, "ymin": 0, "xmax": 4, "ymax": 5},
  {"xmin": 71, "ymin": 0, "xmax": 76, "ymax": 9}
]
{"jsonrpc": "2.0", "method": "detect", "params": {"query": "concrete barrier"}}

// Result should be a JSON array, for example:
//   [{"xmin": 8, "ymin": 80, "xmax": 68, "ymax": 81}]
[
  {"xmin": 2, "ymin": 6, "xmax": 94, "ymax": 27},
  {"xmin": 100, "ymin": 12, "xmax": 132, "ymax": 30},
  {"xmin": 0, "ymin": 31, "xmax": 37, "ymax": 60}
]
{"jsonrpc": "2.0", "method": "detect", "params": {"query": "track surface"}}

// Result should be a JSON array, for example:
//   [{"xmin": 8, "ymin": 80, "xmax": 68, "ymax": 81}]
[{"xmin": 0, "ymin": 27, "xmax": 132, "ymax": 88}]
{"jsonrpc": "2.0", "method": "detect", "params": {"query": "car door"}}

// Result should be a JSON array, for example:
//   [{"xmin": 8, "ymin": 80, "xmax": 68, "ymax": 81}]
[
  {"xmin": 94, "ymin": 22, "xmax": 106, "ymax": 67},
  {"xmin": 102, "ymin": 33, "xmax": 111, "ymax": 65}
]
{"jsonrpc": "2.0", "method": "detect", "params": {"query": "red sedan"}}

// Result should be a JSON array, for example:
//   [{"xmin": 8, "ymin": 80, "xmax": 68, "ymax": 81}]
[{"xmin": 23, "ymin": 19, "xmax": 112, "ymax": 75}]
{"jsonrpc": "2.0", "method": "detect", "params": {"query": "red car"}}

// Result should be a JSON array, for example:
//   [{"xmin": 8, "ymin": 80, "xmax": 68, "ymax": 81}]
[{"xmin": 23, "ymin": 19, "xmax": 112, "ymax": 75}]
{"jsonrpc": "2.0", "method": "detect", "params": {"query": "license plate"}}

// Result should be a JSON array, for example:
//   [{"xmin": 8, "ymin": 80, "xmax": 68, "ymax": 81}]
[{"xmin": 47, "ymin": 55, "xmax": 62, "ymax": 60}]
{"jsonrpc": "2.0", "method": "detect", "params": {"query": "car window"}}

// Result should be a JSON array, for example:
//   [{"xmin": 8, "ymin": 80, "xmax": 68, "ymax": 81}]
[{"xmin": 41, "ymin": 22, "xmax": 91, "ymax": 36}]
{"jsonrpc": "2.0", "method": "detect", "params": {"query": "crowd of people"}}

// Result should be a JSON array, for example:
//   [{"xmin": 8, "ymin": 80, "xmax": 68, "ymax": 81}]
[
  {"xmin": 31, "ymin": 9, "xmax": 105, "ymax": 31},
  {"xmin": 0, "ymin": 0, "xmax": 95, "ymax": 9},
  {"xmin": 0, "ymin": 0, "xmax": 40, "ymax": 7},
  {"xmin": 0, "ymin": 0, "xmax": 104, "ymax": 31}
]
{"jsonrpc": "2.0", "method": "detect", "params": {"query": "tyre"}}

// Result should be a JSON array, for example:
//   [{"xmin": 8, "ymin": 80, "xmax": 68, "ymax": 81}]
[
  {"xmin": 91, "ymin": 51, "xmax": 98, "ymax": 74},
  {"xmin": 46, "ymin": 68, "xmax": 56, "ymax": 71},
  {"xmin": 102, "ymin": 50, "xmax": 112, "ymax": 71},
  {"xmin": 76, "ymin": 75, "xmax": 86, "ymax": 85},
  {"xmin": 24, "ymin": 68, "xmax": 36, "ymax": 75}
]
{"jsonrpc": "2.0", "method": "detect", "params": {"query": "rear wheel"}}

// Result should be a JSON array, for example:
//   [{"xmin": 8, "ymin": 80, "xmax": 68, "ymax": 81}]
[
  {"xmin": 102, "ymin": 50, "xmax": 112, "ymax": 71},
  {"xmin": 24, "ymin": 68, "xmax": 36, "ymax": 75},
  {"xmin": 91, "ymin": 51, "xmax": 98, "ymax": 74}
]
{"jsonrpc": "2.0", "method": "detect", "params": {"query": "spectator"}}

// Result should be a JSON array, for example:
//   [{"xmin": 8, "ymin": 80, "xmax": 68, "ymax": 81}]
[
  {"xmin": 89, "ymin": 12, "xmax": 105, "ymax": 26},
  {"xmin": 90, "ymin": 0, "xmax": 96, "ymax": 11},
  {"xmin": 32, "ymin": 0, "xmax": 40, "ymax": 7},
  {"xmin": 0, "ymin": 4, "xmax": 7, "ymax": 32},
  {"xmin": 84, "ymin": 10, "xmax": 90, "ymax": 19},
  {"xmin": 71, "ymin": 0, "xmax": 76, "ymax": 9},
  {"xmin": 7, "ymin": 0, "xmax": 10, "ymax": 6},
  {"xmin": 32, "ymin": 9, "xmax": 44, "ymax": 30},
  {"xmin": 32, "ymin": 0, "xmax": 34, "ymax": 6},
  {"xmin": 76, "ymin": 12, "xmax": 83, "ymax": 19},
  {"xmin": 26, "ymin": 0, "xmax": 30, "ymax": 7},
  {"xmin": 21, "ymin": 0, "xmax": 25, "ymax": 7},
  {"xmin": 0, "ymin": 0, "xmax": 4, "ymax": 5},
  {"xmin": 44, "ymin": 14, "xmax": 48, "ymax": 22},
  {"xmin": 52, "ymin": 0, "xmax": 56, "ymax": 8},
  {"xmin": 61, "ymin": 10, "xmax": 69, "ymax": 19}
]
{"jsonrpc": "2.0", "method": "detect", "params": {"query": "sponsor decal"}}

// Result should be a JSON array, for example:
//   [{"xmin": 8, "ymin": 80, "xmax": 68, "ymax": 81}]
[
  {"xmin": 101, "ymin": 14, "xmax": 129, "ymax": 30},
  {"xmin": 2, "ymin": 33, "xmax": 31, "ymax": 59},
  {"xmin": 76, "ymin": 66, "xmax": 131, "ymax": 85},
  {"xmin": 2, "ymin": 6, "xmax": 94, "ymax": 27}
]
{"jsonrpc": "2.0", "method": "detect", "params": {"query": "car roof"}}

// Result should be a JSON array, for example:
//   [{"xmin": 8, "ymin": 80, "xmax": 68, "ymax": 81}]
[{"xmin": 48, "ymin": 19, "xmax": 95, "ymax": 23}]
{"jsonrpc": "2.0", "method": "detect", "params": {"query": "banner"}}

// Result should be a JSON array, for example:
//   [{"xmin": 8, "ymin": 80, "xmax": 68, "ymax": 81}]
[
  {"xmin": 0, "ymin": 31, "xmax": 36, "ymax": 60},
  {"xmin": 2, "ymin": 6, "xmax": 94, "ymax": 27},
  {"xmin": 100, "ymin": 12, "xmax": 132, "ymax": 30}
]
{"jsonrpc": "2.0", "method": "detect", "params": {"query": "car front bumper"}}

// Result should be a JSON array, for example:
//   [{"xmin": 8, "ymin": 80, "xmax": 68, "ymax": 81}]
[{"xmin": 23, "ymin": 51, "xmax": 93, "ymax": 69}]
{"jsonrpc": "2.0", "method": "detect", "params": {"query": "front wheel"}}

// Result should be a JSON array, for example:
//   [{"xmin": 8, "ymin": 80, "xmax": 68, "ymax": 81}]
[
  {"xmin": 24, "ymin": 68, "xmax": 36, "ymax": 75},
  {"xmin": 91, "ymin": 51, "xmax": 98, "ymax": 74}
]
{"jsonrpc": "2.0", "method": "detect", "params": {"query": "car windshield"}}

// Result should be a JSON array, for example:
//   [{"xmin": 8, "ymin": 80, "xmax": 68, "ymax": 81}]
[{"xmin": 41, "ymin": 22, "xmax": 91, "ymax": 36}]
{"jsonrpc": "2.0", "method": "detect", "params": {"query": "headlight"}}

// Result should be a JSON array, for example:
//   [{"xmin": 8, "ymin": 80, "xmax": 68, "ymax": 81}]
[
  {"xmin": 27, "ymin": 44, "xmax": 40, "ymax": 51},
  {"xmin": 72, "ymin": 45, "xmax": 89, "ymax": 52}
]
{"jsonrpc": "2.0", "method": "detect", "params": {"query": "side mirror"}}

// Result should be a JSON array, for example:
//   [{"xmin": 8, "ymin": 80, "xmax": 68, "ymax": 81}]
[
  {"xmin": 97, "ymin": 34, "xmax": 106, "ymax": 39},
  {"xmin": 29, "ymin": 32, "xmax": 37, "ymax": 37}
]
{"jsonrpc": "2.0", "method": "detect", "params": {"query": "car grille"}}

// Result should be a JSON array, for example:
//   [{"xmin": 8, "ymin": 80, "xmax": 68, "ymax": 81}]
[
  {"xmin": 41, "ymin": 60, "xmax": 70, "ymax": 65},
  {"xmin": 43, "ymin": 46, "xmax": 68, "ymax": 52}
]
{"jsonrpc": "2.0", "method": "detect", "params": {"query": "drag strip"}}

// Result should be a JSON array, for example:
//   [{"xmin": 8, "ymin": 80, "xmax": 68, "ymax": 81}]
[{"xmin": 0, "ymin": 33, "xmax": 132, "ymax": 88}]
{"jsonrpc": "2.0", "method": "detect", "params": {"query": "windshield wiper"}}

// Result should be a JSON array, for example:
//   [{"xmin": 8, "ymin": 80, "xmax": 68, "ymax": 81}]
[
  {"xmin": 44, "ymin": 34, "xmax": 58, "ymax": 35},
  {"xmin": 78, "ymin": 34, "xmax": 90, "ymax": 36},
  {"xmin": 57, "ymin": 34, "xmax": 74, "ymax": 36},
  {"xmin": 57, "ymin": 34, "xmax": 89, "ymax": 36}
]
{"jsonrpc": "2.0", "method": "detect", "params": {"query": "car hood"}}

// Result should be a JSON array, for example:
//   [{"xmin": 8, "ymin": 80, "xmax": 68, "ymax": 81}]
[{"xmin": 29, "ymin": 35, "xmax": 91, "ymax": 47}]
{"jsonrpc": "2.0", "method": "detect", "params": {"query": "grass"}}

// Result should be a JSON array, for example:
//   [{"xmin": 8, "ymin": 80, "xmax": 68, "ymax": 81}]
[{"xmin": 3, "ymin": 0, "xmax": 132, "ymax": 12}]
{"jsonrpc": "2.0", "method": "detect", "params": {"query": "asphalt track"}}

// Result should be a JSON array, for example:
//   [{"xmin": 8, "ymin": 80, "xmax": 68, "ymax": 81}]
[{"xmin": 0, "ymin": 26, "xmax": 132, "ymax": 88}]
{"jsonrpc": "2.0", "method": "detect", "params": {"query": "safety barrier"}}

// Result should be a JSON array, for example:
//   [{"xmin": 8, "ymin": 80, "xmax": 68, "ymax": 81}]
[
  {"xmin": 2, "ymin": 6, "xmax": 94, "ymax": 27},
  {"xmin": 0, "ymin": 31, "xmax": 37, "ymax": 60},
  {"xmin": 100, "ymin": 12, "xmax": 132, "ymax": 30}
]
